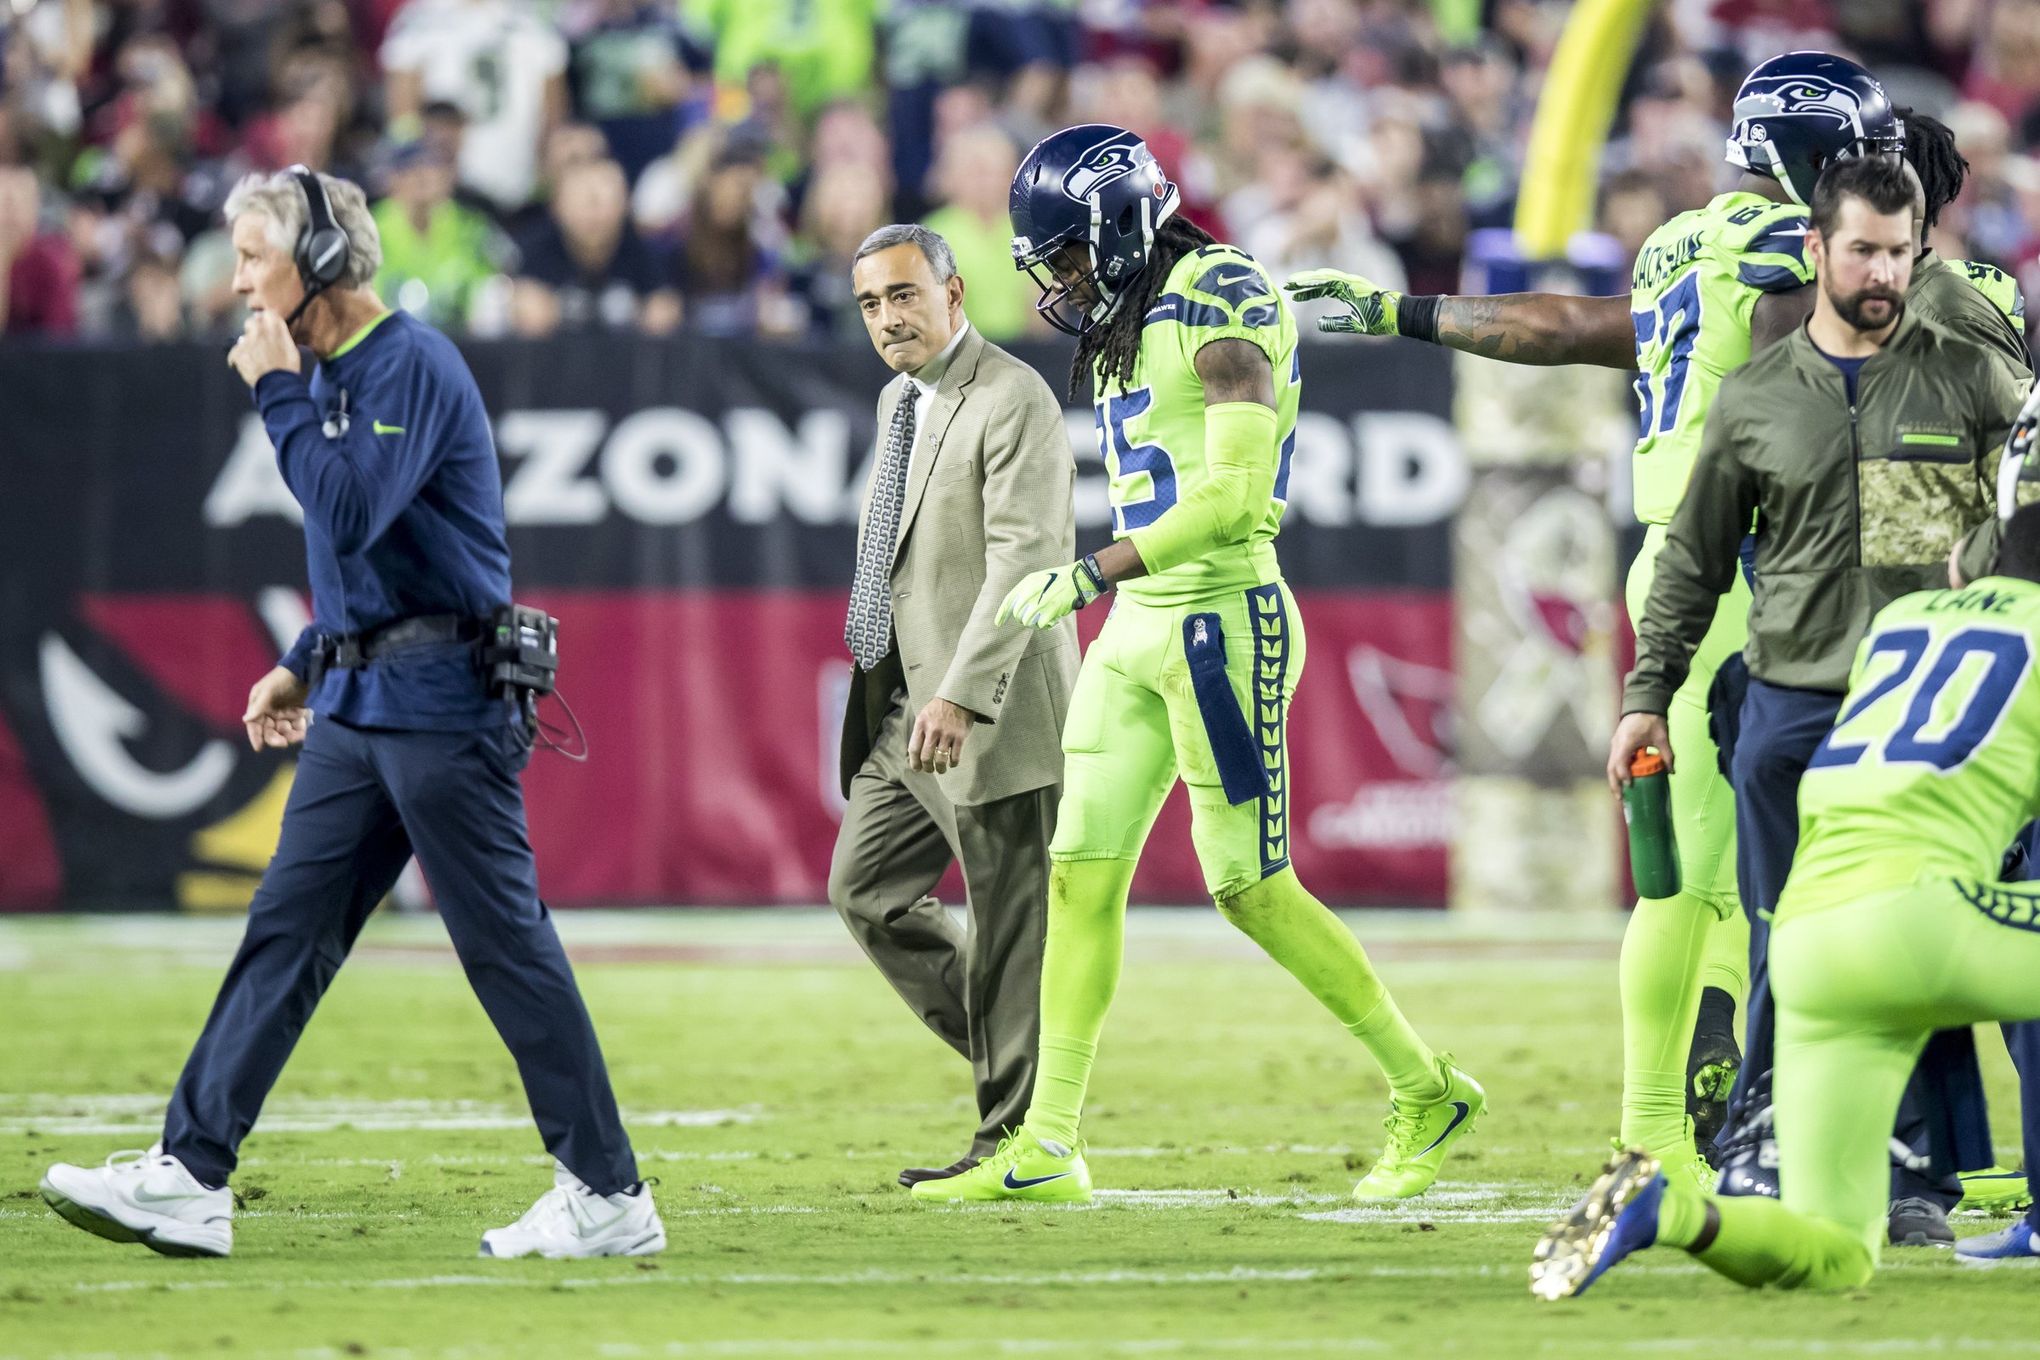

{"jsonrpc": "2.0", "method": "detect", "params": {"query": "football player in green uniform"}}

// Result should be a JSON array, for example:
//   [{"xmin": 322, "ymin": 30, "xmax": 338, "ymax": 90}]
[
  {"xmin": 1280, "ymin": 56, "xmax": 2032, "ymax": 1194},
  {"xmin": 1531, "ymin": 502, "xmax": 2040, "ymax": 1296},
  {"xmin": 911, "ymin": 125, "xmax": 1483, "ymax": 1206}
]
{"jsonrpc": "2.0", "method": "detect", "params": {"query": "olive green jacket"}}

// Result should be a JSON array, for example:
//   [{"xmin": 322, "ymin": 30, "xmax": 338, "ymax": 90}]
[
  {"xmin": 1911, "ymin": 250, "xmax": 2031, "ymax": 385},
  {"xmin": 1625, "ymin": 309, "xmax": 2028, "ymax": 713}
]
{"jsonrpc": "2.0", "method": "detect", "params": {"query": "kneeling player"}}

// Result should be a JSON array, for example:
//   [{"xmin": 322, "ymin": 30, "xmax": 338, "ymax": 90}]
[
  {"xmin": 1533, "ymin": 503, "xmax": 2040, "ymax": 1296},
  {"xmin": 910, "ymin": 124, "xmax": 1482, "ymax": 1206}
]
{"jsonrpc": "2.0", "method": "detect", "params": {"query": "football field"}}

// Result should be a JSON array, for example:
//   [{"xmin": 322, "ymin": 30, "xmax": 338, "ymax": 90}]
[{"xmin": 7, "ymin": 908, "xmax": 2040, "ymax": 1359}]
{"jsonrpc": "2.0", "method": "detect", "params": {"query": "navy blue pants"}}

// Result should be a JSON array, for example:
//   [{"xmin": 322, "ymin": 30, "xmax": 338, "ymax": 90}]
[
  {"xmin": 1719, "ymin": 678, "xmax": 1838, "ymax": 1150},
  {"xmin": 2005, "ymin": 1017, "xmax": 2040, "ymax": 1229},
  {"xmin": 1720, "ymin": 678, "xmax": 1991, "ymax": 1202},
  {"xmin": 161, "ymin": 715, "xmax": 638, "ymax": 1195},
  {"xmin": 2001, "ymin": 821, "xmax": 2040, "ymax": 1228}
]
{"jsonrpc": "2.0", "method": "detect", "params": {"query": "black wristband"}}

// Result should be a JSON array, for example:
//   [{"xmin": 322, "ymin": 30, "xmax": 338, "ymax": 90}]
[
  {"xmin": 1398, "ymin": 294, "xmax": 1442, "ymax": 345},
  {"xmin": 1076, "ymin": 553, "xmax": 1109, "ymax": 603}
]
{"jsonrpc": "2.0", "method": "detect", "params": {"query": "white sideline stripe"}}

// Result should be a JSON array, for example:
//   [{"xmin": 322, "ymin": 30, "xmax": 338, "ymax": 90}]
[
  {"xmin": 73, "ymin": 1262, "xmax": 1649, "ymax": 1295},
  {"xmin": 255, "ymin": 1154, "xmax": 777, "ymax": 1181},
  {"xmin": 37, "ymin": 1345, "xmax": 1383, "ymax": 1360},
  {"xmin": 28, "ymin": 1339, "xmax": 2040, "ymax": 1360},
  {"xmin": 0, "ymin": 1095, "xmax": 754, "ymax": 1136},
  {"xmin": 6, "ymin": 1183, "xmax": 1555, "ymax": 1225},
  {"xmin": 1299, "ymin": 1207, "xmax": 1559, "ymax": 1224}
]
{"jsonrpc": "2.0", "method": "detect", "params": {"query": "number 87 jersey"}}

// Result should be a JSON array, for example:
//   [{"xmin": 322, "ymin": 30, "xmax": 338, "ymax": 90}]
[
  {"xmin": 1098, "ymin": 244, "xmax": 1302, "ymax": 606},
  {"xmin": 1629, "ymin": 191, "xmax": 1814, "ymax": 527}
]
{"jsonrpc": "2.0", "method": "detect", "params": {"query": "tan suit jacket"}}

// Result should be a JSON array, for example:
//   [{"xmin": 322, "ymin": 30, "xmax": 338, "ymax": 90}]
[{"xmin": 840, "ymin": 325, "xmax": 1079, "ymax": 807}]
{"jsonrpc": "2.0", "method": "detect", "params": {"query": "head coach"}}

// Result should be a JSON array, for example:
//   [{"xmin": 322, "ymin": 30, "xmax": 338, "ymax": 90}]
[
  {"xmin": 37, "ymin": 168, "xmax": 663, "ymax": 1261},
  {"xmin": 832, "ymin": 223, "xmax": 1079, "ymax": 1187}
]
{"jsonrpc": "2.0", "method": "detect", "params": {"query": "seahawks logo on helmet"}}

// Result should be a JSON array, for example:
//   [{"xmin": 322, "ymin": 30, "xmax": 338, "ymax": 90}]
[
  {"xmin": 1731, "ymin": 74, "xmax": 1876, "ymax": 142},
  {"xmin": 1724, "ymin": 54, "xmax": 1902, "ymax": 205},
  {"xmin": 1061, "ymin": 137, "xmax": 1147, "ymax": 202}
]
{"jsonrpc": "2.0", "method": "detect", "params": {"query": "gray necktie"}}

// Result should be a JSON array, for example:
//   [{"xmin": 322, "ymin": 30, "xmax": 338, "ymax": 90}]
[{"xmin": 845, "ymin": 384, "xmax": 918, "ymax": 670}]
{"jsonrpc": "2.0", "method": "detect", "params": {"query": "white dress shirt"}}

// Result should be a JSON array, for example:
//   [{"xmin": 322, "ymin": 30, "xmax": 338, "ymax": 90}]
[{"xmin": 902, "ymin": 320, "xmax": 971, "ymax": 487}]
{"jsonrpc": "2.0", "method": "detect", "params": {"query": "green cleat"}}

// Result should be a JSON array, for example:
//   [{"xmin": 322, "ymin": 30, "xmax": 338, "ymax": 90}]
[
  {"xmin": 908, "ymin": 1127, "xmax": 1092, "ymax": 1204},
  {"xmin": 1958, "ymin": 1166, "xmax": 2033, "ymax": 1214},
  {"xmin": 1352, "ymin": 1056, "xmax": 1486, "ymax": 1200},
  {"xmin": 1530, "ymin": 1147, "xmax": 1668, "ymax": 1302}
]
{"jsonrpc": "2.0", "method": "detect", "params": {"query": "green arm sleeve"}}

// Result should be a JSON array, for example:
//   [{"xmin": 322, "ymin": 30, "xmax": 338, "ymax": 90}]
[{"xmin": 1125, "ymin": 401, "xmax": 1279, "ymax": 576}]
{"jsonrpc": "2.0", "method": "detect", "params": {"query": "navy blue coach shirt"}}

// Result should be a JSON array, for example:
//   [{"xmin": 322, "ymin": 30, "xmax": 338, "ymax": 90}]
[{"xmin": 254, "ymin": 309, "xmax": 511, "ymax": 730}]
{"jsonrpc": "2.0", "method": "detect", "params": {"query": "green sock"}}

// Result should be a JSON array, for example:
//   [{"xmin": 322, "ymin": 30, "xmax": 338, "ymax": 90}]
[
  {"xmin": 1664, "ymin": 1189, "xmax": 1874, "ymax": 1291},
  {"xmin": 1216, "ymin": 867, "xmax": 1444, "ymax": 1102},
  {"xmin": 1700, "ymin": 904, "xmax": 1750, "ymax": 1003},
  {"xmin": 1023, "ymin": 857, "xmax": 1135, "ymax": 1149},
  {"xmin": 1618, "ymin": 893, "xmax": 1714, "ymax": 1157},
  {"xmin": 1653, "ymin": 1170, "xmax": 1710, "ymax": 1247}
]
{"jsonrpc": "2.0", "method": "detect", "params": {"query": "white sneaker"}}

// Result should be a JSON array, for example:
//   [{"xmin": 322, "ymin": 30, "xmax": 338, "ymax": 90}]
[
  {"xmin": 41, "ymin": 1145, "xmax": 233, "ymax": 1258},
  {"xmin": 479, "ymin": 1163, "xmax": 665, "ymax": 1259}
]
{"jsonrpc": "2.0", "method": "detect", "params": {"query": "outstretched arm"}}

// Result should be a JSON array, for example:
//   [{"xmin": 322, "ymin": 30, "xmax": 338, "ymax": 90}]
[
  {"xmin": 1428, "ymin": 292, "xmax": 1636, "ymax": 368},
  {"xmin": 1283, "ymin": 269, "xmax": 1635, "ymax": 369}
]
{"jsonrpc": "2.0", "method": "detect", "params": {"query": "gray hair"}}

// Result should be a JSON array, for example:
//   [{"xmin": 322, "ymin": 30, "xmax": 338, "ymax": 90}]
[
  {"xmin": 223, "ymin": 169, "xmax": 382, "ymax": 289},
  {"xmin": 854, "ymin": 223, "xmax": 957, "ymax": 281}
]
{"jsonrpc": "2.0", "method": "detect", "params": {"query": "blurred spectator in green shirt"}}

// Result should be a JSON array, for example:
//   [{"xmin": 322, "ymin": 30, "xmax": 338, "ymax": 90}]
[
  {"xmin": 373, "ymin": 141, "xmax": 511, "ymax": 331},
  {"xmin": 919, "ymin": 121, "xmax": 1033, "ymax": 342},
  {"xmin": 565, "ymin": 0, "xmax": 708, "ymax": 184},
  {"xmin": 684, "ymin": 0, "xmax": 879, "ymax": 122}
]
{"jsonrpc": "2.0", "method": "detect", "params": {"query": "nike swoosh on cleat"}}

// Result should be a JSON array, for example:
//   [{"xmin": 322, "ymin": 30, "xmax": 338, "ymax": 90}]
[
  {"xmin": 130, "ymin": 1187, "xmax": 206, "ymax": 1206},
  {"xmin": 1417, "ymin": 1101, "xmax": 1471, "ymax": 1157},
  {"xmin": 1003, "ymin": 1169, "xmax": 1070, "ymax": 1190}
]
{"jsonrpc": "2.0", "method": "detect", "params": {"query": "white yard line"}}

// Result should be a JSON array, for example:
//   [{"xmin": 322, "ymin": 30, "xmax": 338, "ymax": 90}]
[
  {"xmin": 63, "ymin": 1263, "xmax": 1525, "ymax": 1296},
  {"xmin": 27, "ymin": 1337, "xmax": 2040, "ymax": 1360},
  {"xmin": 0, "ymin": 1095, "xmax": 754, "ymax": 1136}
]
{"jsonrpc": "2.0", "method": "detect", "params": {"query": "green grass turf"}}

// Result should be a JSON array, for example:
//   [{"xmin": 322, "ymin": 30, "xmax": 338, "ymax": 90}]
[{"xmin": 5, "ymin": 909, "xmax": 2040, "ymax": 1359}]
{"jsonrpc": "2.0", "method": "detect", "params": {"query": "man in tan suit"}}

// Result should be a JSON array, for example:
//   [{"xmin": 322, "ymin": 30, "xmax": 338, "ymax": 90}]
[{"xmin": 833, "ymin": 224, "xmax": 1079, "ymax": 1186}]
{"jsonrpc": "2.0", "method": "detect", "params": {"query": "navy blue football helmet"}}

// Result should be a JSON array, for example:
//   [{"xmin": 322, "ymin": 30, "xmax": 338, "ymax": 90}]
[
  {"xmin": 1726, "ymin": 52, "xmax": 1906, "ymax": 205},
  {"xmin": 1010, "ymin": 123, "xmax": 1181, "ymax": 336}
]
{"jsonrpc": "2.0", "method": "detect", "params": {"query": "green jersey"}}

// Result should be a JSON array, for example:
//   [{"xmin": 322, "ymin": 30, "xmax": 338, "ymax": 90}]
[
  {"xmin": 1786, "ymin": 577, "xmax": 2040, "ymax": 910},
  {"xmin": 1100, "ymin": 244, "xmax": 1301, "ymax": 606},
  {"xmin": 1629, "ymin": 191, "xmax": 1815, "ymax": 525},
  {"xmin": 1951, "ymin": 257, "xmax": 2027, "ymax": 331}
]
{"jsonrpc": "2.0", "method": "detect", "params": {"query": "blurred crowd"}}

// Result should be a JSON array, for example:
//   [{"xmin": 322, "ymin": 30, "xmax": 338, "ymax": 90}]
[{"xmin": 4, "ymin": 0, "xmax": 2040, "ymax": 345}]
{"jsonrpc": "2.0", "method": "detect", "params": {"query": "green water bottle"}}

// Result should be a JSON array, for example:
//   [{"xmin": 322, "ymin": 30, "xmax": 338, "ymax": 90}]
[{"xmin": 1623, "ymin": 748, "xmax": 1681, "ymax": 900}]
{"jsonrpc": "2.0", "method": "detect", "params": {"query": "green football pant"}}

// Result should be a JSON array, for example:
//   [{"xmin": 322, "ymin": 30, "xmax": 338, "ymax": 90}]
[
  {"xmin": 1023, "ymin": 583, "xmax": 1445, "ymax": 1147},
  {"xmin": 1619, "ymin": 525, "xmax": 1750, "ymax": 1157},
  {"xmin": 1683, "ymin": 877, "xmax": 2040, "ymax": 1288},
  {"xmin": 1050, "ymin": 583, "xmax": 1303, "ymax": 898}
]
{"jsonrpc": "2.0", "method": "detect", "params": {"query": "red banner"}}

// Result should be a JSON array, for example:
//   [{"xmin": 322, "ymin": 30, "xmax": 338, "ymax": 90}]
[
  {"xmin": 0, "ymin": 334, "xmax": 1463, "ymax": 908},
  {"xmin": 515, "ymin": 589, "xmax": 1450, "ymax": 905}
]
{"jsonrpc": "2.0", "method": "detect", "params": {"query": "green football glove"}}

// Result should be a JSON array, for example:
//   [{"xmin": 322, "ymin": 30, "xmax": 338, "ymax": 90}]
[
  {"xmin": 1282, "ymin": 268, "xmax": 1403, "ymax": 336},
  {"xmin": 996, "ymin": 558, "xmax": 1107, "ymax": 630}
]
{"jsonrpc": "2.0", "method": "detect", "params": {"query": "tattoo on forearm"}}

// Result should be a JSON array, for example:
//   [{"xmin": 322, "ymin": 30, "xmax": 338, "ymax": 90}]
[
  {"xmin": 1438, "ymin": 297, "xmax": 1547, "ymax": 363},
  {"xmin": 1431, "ymin": 294, "xmax": 1637, "ymax": 369}
]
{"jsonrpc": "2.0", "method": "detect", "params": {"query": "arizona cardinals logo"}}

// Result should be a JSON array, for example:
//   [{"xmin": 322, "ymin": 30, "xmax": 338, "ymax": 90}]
[
  {"xmin": 1732, "ymin": 74, "xmax": 1873, "ymax": 140},
  {"xmin": 1062, "ymin": 137, "xmax": 1145, "ymax": 201}
]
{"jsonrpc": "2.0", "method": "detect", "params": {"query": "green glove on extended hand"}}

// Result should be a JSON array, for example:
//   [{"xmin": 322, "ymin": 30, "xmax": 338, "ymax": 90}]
[
  {"xmin": 996, "ymin": 560, "xmax": 1106, "ymax": 630},
  {"xmin": 1282, "ymin": 268, "xmax": 1403, "ymax": 336}
]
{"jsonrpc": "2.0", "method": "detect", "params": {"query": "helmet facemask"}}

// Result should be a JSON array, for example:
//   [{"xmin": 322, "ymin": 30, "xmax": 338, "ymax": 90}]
[{"xmin": 1013, "ymin": 172, "xmax": 1177, "ymax": 337}]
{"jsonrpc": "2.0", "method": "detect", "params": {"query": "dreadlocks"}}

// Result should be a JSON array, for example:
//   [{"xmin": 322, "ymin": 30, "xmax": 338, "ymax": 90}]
[
  {"xmin": 1896, "ymin": 105, "xmax": 1970, "ymax": 232},
  {"xmin": 1068, "ymin": 214, "xmax": 1217, "ymax": 400}
]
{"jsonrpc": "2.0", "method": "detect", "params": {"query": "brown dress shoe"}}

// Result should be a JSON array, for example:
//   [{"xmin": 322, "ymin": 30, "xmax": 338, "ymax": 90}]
[{"xmin": 898, "ymin": 1156, "xmax": 981, "ymax": 1188}]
